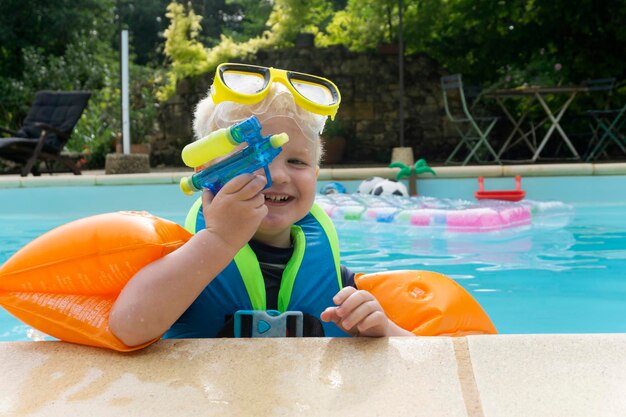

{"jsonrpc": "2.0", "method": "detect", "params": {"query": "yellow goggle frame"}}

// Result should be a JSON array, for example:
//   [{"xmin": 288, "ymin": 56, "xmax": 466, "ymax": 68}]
[{"xmin": 212, "ymin": 63, "xmax": 341, "ymax": 119}]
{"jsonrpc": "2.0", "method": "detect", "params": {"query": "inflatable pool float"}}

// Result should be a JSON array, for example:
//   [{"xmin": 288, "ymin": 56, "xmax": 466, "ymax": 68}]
[
  {"xmin": 0, "ymin": 211, "xmax": 496, "ymax": 350},
  {"xmin": 0, "ymin": 212, "xmax": 192, "ymax": 351},
  {"xmin": 316, "ymin": 194, "xmax": 574, "ymax": 236}
]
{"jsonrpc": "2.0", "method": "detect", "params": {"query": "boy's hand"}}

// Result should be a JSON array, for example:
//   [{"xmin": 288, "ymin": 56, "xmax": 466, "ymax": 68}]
[
  {"xmin": 202, "ymin": 173, "xmax": 267, "ymax": 251},
  {"xmin": 320, "ymin": 287, "xmax": 390, "ymax": 337}
]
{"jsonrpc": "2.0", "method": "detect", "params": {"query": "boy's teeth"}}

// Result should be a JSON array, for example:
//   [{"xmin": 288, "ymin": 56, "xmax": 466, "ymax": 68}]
[{"xmin": 266, "ymin": 195, "xmax": 288, "ymax": 202}]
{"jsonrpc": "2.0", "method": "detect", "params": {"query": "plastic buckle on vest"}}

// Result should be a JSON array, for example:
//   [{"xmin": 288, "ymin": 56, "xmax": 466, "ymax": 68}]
[{"xmin": 234, "ymin": 310, "xmax": 303, "ymax": 338}]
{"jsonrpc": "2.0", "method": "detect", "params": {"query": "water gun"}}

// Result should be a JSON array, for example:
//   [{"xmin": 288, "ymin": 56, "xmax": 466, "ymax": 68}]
[{"xmin": 179, "ymin": 116, "xmax": 289, "ymax": 195}]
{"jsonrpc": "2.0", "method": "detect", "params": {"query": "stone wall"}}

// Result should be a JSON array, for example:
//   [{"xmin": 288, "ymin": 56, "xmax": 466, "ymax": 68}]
[{"xmin": 151, "ymin": 45, "xmax": 453, "ymax": 167}]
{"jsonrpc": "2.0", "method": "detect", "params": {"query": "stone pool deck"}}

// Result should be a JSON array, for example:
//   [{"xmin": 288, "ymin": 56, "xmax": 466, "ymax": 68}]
[
  {"xmin": 1, "ymin": 335, "xmax": 626, "ymax": 417},
  {"xmin": 2, "ymin": 162, "xmax": 626, "ymax": 416}
]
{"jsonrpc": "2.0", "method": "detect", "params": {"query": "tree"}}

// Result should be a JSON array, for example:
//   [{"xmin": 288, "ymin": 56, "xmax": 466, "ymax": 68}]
[
  {"xmin": 158, "ymin": 0, "xmax": 336, "ymax": 100},
  {"xmin": 115, "ymin": 0, "xmax": 171, "ymax": 65},
  {"xmin": 0, "ymin": 0, "xmax": 117, "ymax": 127},
  {"xmin": 0, "ymin": 0, "xmax": 115, "ymax": 79},
  {"xmin": 318, "ymin": 0, "xmax": 398, "ymax": 50},
  {"xmin": 317, "ymin": 0, "xmax": 626, "ymax": 85}
]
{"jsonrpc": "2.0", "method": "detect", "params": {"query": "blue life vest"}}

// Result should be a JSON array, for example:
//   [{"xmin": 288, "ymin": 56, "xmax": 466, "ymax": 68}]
[{"xmin": 165, "ymin": 199, "xmax": 346, "ymax": 338}]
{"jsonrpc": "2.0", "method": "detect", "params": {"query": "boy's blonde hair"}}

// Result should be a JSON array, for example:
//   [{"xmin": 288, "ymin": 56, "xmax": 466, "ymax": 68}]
[{"xmin": 193, "ymin": 82, "xmax": 326, "ymax": 165}]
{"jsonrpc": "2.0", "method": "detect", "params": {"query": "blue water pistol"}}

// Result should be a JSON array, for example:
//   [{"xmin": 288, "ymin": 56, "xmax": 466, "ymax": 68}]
[{"xmin": 179, "ymin": 116, "xmax": 289, "ymax": 195}]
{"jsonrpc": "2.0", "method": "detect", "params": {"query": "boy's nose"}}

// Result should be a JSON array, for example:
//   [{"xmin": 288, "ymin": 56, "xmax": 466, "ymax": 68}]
[{"xmin": 266, "ymin": 161, "xmax": 289, "ymax": 184}]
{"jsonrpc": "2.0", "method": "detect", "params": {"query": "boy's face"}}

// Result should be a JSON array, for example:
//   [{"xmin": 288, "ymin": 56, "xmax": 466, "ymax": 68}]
[{"xmin": 253, "ymin": 116, "xmax": 318, "ymax": 246}]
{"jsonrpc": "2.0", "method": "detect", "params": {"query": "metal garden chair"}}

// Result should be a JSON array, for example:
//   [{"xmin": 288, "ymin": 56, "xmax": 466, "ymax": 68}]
[
  {"xmin": 585, "ymin": 101, "xmax": 626, "ymax": 161},
  {"xmin": 441, "ymin": 74, "xmax": 500, "ymax": 165},
  {"xmin": 570, "ymin": 78, "xmax": 626, "ymax": 161},
  {"xmin": 555, "ymin": 78, "xmax": 615, "ymax": 160}
]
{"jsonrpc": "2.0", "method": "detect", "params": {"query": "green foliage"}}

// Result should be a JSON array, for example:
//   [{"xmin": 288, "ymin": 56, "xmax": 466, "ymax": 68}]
[
  {"xmin": 21, "ymin": 39, "xmax": 114, "ymax": 92},
  {"xmin": 221, "ymin": 0, "xmax": 274, "ymax": 43},
  {"xmin": 15, "ymin": 37, "xmax": 120, "ymax": 166},
  {"xmin": 322, "ymin": 118, "xmax": 346, "ymax": 138},
  {"xmin": 0, "ymin": 0, "xmax": 160, "ymax": 169},
  {"xmin": 0, "ymin": 79, "xmax": 29, "ymax": 129},
  {"xmin": 0, "ymin": 29, "xmax": 115, "ymax": 128},
  {"xmin": 115, "ymin": 0, "xmax": 171, "ymax": 65},
  {"xmin": 70, "ymin": 65, "xmax": 161, "ymax": 168},
  {"xmin": 0, "ymin": 0, "xmax": 116, "ymax": 128},
  {"xmin": 163, "ymin": 2, "xmax": 211, "ymax": 75},
  {"xmin": 316, "ymin": 0, "xmax": 626, "ymax": 86},
  {"xmin": 0, "ymin": 25, "xmax": 160, "ymax": 169},
  {"xmin": 158, "ymin": 2, "xmax": 211, "ymax": 101},
  {"xmin": 71, "ymin": 88, "xmax": 118, "ymax": 168},
  {"xmin": 158, "ymin": 0, "xmax": 336, "ymax": 101},
  {"xmin": 497, "ymin": 46, "xmax": 568, "ymax": 88},
  {"xmin": 159, "ymin": 1, "xmax": 280, "ymax": 100},
  {"xmin": 317, "ymin": 0, "xmax": 397, "ymax": 50},
  {"xmin": 0, "ymin": 0, "xmax": 116, "ymax": 80},
  {"xmin": 181, "ymin": 0, "xmax": 271, "ymax": 47},
  {"xmin": 266, "ymin": 0, "xmax": 334, "ymax": 42}
]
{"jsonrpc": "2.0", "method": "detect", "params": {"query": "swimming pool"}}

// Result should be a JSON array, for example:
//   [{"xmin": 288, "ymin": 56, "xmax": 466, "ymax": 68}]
[{"xmin": 1, "ymin": 177, "xmax": 626, "ymax": 340}]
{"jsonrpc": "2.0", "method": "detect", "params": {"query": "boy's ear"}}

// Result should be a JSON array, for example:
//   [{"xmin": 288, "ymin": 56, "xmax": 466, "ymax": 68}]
[{"xmin": 316, "ymin": 166, "xmax": 319, "ymax": 177}]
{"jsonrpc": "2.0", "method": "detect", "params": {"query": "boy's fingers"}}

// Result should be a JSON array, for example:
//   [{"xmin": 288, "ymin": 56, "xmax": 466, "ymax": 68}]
[
  {"xmin": 335, "ymin": 289, "xmax": 373, "ymax": 318},
  {"xmin": 251, "ymin": 193, "xmax": 268, "ymax": 210},
  {"xmin": 340, "ymin": 300, "xmax": 378, "ymax": 330},
  {"xmin": 332, "ymin": 286, "xmax": 356, "ymax": 306},
  {"xmin": 355, "ymin": 311, "xmax": 387, "ymax": 336},
  {"xmin": 320, "ymin": 307, "xmax": 338, "ymax": 323},
  {"xmin": 222, "ymin": 174, "xmax": 266, "ymax": 199},
  {"xmin": 239, "ymin": 175, "xmax": 267, "ymax": 201},
  {"xmin": 220, "ymin": 173, "xmax": 254, "ymax": 193},
  {"xmin": 320, "ymin": 307, "xmax": 359, "ymax": 336},
  {"xmin": 202, "ymin": 188, "xmax": 214, "ymax": 205}
]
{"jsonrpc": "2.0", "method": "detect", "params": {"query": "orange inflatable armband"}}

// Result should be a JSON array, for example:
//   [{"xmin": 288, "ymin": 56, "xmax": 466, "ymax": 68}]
[
  {"xmin": 355, "ymin": 270, "xmax": 497, "ymax": 335},
  {"xmin": 0, "ymin": 211, "xmax": 192, "ymax": 351}
]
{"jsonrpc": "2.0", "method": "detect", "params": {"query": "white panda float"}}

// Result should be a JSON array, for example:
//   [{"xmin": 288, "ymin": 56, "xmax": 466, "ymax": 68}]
[
  {"xmin": 370, "ymin": 179, "xmax": 409, "ymax": 197},
  {"xmin": 356, "ymin": 176, "xmax": 385, "ymax": 194},
  {"xmin": 357, "ymin": 177, "xmax": 408, "ymax": 197}
]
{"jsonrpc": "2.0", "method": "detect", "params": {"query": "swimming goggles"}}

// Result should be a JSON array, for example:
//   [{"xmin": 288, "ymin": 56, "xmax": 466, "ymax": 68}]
[{"xmin": 211, "ymin": 63, "xmax": 341, "ymax": 119}]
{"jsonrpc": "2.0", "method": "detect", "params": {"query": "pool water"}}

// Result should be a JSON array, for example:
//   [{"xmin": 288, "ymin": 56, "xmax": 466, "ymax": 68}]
[
  {"xmin": 336, "ymin": 204, "xmax": 626, "ymax": 333},
  {"xmin": 1, "ymin": 183, "xmax": 626, "ymax": 340}
]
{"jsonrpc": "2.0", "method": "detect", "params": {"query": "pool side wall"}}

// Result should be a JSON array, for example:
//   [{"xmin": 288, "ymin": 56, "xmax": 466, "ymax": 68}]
[
  {"xmin": 2, "ymin": 163, "xmax": 625, "ymax": 205},
  {"xmin": 1, "ymin": 335, "xmax": 626, "ymax": 417}
]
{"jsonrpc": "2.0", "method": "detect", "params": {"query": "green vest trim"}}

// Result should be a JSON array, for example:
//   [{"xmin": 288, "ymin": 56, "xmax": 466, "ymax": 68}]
[
  {"xmin": 277, "ymin": 225, "xmax": 305, "ymax": 311},
  {"xmin": 184, "ymin": 197, "xmax": 203, "ymax": 233},
  {"xmin": 233, "ymin": 246, "xmax": 266, "ymax": 310},
  {"xmin": 310, "ymin": 203, "xmax": 342, "ymax": 291}
]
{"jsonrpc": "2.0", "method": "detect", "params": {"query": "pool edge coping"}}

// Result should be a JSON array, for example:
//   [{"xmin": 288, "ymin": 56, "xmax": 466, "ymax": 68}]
[
  {"xmin": 2, "ymin": 334, "xmax": 626, "ymax": 416},
  {"xmin": 1, "ymin": 162, "xmax": 626, "ymax": 188}
]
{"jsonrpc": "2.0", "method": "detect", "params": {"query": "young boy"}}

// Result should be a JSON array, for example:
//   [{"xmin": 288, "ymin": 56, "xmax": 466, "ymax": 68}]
[{"xmin": 109, "ymin": 63, "xmax": 413, "ymax": 346}]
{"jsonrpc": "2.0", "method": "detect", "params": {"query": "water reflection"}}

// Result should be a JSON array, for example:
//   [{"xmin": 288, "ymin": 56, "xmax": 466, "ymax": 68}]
[{"xmin": 337, "ymin": 222, "xmax": 625, "ymax": 273}]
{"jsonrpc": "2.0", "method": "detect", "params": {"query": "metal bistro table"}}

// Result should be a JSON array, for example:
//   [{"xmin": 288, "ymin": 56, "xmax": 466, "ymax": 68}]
[{"xmin": 485, "ymin": 85, "xmax": 589, "ymax": 163}]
